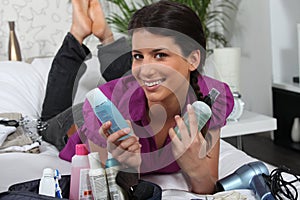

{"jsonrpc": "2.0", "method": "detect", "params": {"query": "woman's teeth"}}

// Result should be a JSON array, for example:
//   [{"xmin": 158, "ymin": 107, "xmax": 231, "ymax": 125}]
[{"xmin": 144, "ymin": 80, "xmax": 162, "ymax": 87}]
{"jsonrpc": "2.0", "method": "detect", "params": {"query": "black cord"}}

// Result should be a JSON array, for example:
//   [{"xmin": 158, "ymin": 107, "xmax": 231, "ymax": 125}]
[{"xmin": 263, "ymin": 166, "xmax": 300, "ymax": 200}]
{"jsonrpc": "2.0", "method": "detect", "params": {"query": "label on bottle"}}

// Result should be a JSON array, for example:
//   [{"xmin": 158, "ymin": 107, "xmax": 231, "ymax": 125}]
[
  {"xmin": 79, "ymin": 168, "xmax": 93, "ymax": 200},
  {"xmin": 89, "ymin": 169, "xmax": 109, "ymax": 200},
  {"xmin": 106, "ymin": 167, "xmax": 126, "ymax": 200}
]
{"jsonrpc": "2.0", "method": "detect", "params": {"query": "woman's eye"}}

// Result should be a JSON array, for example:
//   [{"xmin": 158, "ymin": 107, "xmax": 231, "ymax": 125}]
[
  {"xmin": 133, "ymin": 54, "xmax": 143, "ymax": 60},
  {"xmin": 155, "ymin": 53, "xmax": 167, "ymax": 59}
]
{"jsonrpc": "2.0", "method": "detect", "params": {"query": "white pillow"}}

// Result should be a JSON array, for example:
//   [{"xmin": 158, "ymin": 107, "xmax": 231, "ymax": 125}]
[
  {"xmin": 0, "ymin": 61, "xmax": 48, "ymax": 119},
  {"xmin": 0, "ymin": 56, "xmax": 105, "ymax": 119},
  {"xmin": 31, "ymin": 56, "xmax": 105, "ymax": 105}
]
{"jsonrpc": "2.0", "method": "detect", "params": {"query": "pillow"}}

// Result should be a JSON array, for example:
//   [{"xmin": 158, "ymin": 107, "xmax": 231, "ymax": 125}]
[
  {"xmin": 72, "ymin": 55, "xmax": 106, "ymax": 105},
  {"xmin": 31, "ymin": 56, "xmax": 105, "ymax": 105},
  {"xmin": 0, "ymin": 56, "xmax": 105, "ymax": 119},
  {"xmin": 0, "ymin": 61, "xmax": 49, "ymax": 119}
]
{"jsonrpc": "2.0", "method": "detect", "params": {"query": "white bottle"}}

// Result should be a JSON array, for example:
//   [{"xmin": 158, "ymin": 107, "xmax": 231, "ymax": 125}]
[
  {"xmin": 291, "ymin": 117, "xmax": 300, "ymax": 142},
  {"xmin": 39, "ymin": 168, "xmax": 56, "ymax": 197},
  {"xmin": 69, "ymin": 144, "xmax": 92, "ymax": 200},
  {"xmin": 88, "ymin": 152, "xmax": 109, "ymax": 200},
  {"xmin": 105, "ymin": 153, "xmax": 126, "ymax": 200}
]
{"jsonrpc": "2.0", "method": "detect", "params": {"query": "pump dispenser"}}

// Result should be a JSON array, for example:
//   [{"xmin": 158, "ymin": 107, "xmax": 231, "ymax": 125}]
[{"xmin": 105, "ymin": 153, "xmax": 126, "ymax": 200}]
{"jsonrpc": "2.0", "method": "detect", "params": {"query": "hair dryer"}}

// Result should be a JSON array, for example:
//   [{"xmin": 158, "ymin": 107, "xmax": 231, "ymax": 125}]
[{"xmin": 216, "ymin": 161, "xmax": 275, "ymax": 200}]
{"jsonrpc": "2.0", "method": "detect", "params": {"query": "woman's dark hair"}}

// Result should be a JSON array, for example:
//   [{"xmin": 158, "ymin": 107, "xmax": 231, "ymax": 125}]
[{"xmin": 128, "ymin": 0, "xmax": 206, "ymax": 101}]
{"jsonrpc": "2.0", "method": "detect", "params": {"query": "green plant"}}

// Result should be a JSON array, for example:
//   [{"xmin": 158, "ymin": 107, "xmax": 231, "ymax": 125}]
[{"xmin": 106, "ymin": 0, "xmax": 238, "ymax": 52}]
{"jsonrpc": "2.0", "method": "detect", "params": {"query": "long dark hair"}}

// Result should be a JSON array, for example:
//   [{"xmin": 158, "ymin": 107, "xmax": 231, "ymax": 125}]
[{"xmin": 128, "ymin": 0, "xmax": 206, "ymax": 101}]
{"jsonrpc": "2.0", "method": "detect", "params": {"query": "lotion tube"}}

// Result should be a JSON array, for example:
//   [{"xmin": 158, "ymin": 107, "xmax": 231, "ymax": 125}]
[
  {"xmin": 174, "ymin": 88, "xmax": 219, "ymax": 139},
  {"xmin": 86, "ymin": 88, "xmax": 132, "ymax": 140},
  {"xmin": 88, "ymin": 152, "xmax": 109, "ymax": 200}
]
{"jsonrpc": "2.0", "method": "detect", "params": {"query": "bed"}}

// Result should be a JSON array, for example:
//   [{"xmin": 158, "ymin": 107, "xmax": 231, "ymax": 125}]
[{"xmin": 0, "ymin": 57, "xmax": 298, "ymax": 199}]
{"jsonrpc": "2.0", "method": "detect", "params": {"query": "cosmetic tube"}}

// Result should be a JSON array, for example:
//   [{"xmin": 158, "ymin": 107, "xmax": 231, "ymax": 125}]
[
  {"xmin": 174, "ymin": 88, "xmax": 219, "ymax": 139},
  {"xmin": 88, "ymin": 152, "xmax": 109, "ymax": 200},
  {"xmin": 86, "ymin": 88, "xmax": 132, "ymax": 141}
]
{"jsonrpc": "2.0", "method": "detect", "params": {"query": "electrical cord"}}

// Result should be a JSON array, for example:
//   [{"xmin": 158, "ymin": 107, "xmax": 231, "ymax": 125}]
[{"xmin": 263, "ymin": 166, "xmax": 300, "ymax": 200}]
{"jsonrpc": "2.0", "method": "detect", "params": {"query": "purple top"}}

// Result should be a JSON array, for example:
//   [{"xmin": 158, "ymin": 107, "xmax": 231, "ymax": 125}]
[{"xmin": 59, "ymin": 74, "xmax": 234, "ymax": 174}]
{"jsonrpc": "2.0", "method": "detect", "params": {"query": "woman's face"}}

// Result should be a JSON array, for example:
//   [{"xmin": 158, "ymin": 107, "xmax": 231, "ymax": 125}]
[{"xmin": 131, "ymin": 29, "xmax": 196, "ymax": 105}]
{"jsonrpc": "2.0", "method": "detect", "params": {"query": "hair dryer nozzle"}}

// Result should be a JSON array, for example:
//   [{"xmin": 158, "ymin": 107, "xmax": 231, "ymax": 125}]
[{"xmin": 216, "ymin": 161, "xmax": 269, "ymax": 191}]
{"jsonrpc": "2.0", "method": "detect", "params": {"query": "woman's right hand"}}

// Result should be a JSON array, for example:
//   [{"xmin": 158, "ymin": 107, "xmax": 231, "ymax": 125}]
[{"xmin": 99, "ymin": 121, "xmax": 142, "ymax": 169}]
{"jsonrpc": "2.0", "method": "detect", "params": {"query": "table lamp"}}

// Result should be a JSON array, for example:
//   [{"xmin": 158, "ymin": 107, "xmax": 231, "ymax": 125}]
[{"xmin": 213, "ymin": 47, "xmax": 245, "ymax": 121}]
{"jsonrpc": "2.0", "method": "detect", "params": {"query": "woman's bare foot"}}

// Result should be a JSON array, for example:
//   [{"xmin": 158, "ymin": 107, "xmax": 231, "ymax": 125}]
[
  {"xmin": 70, "ymin": 0, "xmax": 92, "ymax": 44},
  {"xmin": 89, "ymin": 0, "xmax": 114, "ymax": 44}
]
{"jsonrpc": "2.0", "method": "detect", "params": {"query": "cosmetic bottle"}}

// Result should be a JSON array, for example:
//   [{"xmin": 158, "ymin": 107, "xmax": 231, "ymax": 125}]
[
  {"xmin": 88, "ymin": 152, "xmax": 109, "ymax": 200},
  {"xmin": 69, "ymin": 144, "xmax": 92, "ymax": 200},
  {"xmin": 174, "ymin": 88, "xmax": 220, "ymax": 139},
  {"xmin": 86, "ymin": 88, "xmax": 132, "ymax": 141},
  {"xmin": 105, "ymin": 153, "xmax": 127, "ymax": 200},
  {"xmin": 39, "ymin": 168, "xmax": 56, "ymax": 197}
]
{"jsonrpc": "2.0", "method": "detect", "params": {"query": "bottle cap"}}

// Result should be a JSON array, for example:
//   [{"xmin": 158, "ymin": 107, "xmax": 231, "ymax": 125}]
[
  {"xmin": 88, "ymin": 152, "xmax": 102, "ymax": 169},
  {"xmin": 75, "ymin": 144, "xmax": 88, "ymax": 155},
  {"xmin": 105, "ymin": 153, "xmax": 120, "ymax": 168},
  {"xmin": 42, "ymin": 168, "xmax": 54, "ymax": 178},
  {"xmin": 86, "ymin": 88, "xmax": 108, "ymax": 109}
]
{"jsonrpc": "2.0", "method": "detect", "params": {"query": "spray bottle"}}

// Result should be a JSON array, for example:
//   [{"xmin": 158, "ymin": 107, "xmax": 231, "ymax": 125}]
[{"xmin": 105, "ymin": 152, "xmax": 127, "ymax": 200}]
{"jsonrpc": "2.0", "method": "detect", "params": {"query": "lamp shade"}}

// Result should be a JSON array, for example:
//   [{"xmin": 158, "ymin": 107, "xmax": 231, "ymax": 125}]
[{"xmin": 213, "ymin": 47, "xmax": 241, "ymax": 92}]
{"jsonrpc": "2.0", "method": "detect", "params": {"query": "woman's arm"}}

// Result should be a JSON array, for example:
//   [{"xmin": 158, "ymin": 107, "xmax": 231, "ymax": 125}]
[{"xmin": 169, "ymin": 105, "xmax": 221, "ymax": 194}]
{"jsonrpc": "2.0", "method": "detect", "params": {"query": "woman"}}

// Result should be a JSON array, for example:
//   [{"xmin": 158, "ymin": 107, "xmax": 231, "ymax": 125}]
[{"xmin": 60, "ymin": 0, "xmax": 234, "ymax": 194}]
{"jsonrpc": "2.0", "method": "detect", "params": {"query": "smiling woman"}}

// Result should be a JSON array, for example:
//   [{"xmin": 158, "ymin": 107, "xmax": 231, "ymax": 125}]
[{"xmin": 58, "ymin": 0, "xmax": 234, "ymax": 195}]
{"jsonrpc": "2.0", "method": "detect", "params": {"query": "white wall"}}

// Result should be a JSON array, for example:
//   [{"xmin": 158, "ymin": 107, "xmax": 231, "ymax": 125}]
[
  {"xmin": 229, "ymin": 0, "xmax": 300, "ymax": 116},
  {"xmin": 270, "ymin": 0, "xmax": 300, "ymax": 83},
  {"xmin": 229, "ymin": 0, "xmax": 273, "ymax": 116}
]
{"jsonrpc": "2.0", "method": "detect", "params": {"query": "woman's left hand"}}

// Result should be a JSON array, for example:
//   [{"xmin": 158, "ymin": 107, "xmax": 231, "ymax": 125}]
[{"xmin": 169, "ymin": 104, "xmax": 209, "ymax": 175}]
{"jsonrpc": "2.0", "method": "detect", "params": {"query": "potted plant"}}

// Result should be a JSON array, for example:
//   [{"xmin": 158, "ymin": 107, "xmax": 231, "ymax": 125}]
[{"xmin": 106, "ymin": 0, "xmax": 238, "ymax": 53}]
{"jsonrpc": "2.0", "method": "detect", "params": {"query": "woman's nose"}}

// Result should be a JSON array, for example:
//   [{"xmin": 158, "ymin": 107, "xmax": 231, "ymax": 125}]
[{"xmin": 139, "ymin": 63, "xmax": 157, "ymax": 78}]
